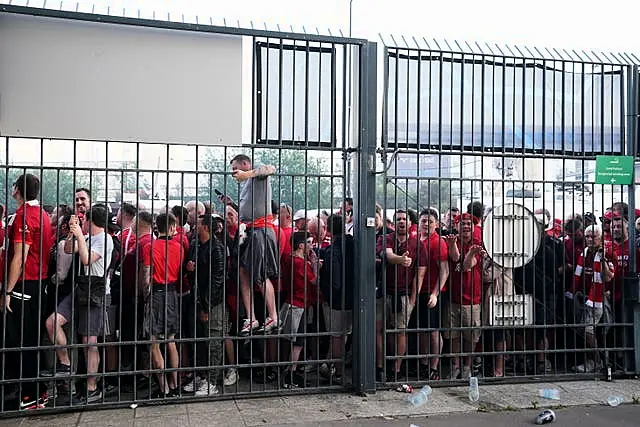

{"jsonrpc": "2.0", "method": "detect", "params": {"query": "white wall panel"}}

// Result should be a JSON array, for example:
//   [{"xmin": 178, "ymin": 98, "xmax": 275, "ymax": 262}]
[{"xmin": 0, "ymin": 13, "xmax": 243, "ymax": 145}]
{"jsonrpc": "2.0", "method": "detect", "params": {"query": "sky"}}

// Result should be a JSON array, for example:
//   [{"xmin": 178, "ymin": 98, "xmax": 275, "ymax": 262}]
[{"xmin": 5, "ymin": 0, "xmax": 638, "ymax": 55}]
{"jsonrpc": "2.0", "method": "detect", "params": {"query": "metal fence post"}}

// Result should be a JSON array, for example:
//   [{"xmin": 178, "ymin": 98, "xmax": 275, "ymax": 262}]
[
  {"xmin": 626, "ymin": 64, "xmax": 640, "ymax": 373},
  {"xmin": 352, "ymin": 40, "xmax": 377, "ymax": 394}
]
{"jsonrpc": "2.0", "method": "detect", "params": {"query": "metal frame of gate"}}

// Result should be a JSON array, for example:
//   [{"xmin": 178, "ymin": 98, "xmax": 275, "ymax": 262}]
[
  {"xmin": 0, "ymin": 3, "xmax": 378, "ymax": 415},
  {"xmin": 377, "ymin": 36, "xmax": 640, "ymax": 387}
]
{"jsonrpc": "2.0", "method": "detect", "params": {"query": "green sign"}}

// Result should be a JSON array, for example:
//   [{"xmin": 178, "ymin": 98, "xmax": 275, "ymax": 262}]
[{"xmin": 595, "ymin": 155, "xmax": 634, "ymax": 185}]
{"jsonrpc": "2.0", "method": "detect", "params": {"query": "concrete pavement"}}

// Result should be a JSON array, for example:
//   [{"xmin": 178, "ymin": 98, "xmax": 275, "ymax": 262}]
[
  {"xmin": 283, "ymin": 406, "xmax": 640, "ymax": 427},
  {"xmin": 5, "ymin": 379, "xmax": 640, "ymax": 426}
]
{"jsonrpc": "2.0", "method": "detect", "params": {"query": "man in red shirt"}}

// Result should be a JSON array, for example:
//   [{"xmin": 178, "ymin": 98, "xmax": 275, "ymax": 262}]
[
  {"xmin": 444, "ymin": 213, "xmax": 484, "ymax": 379},
  {"xmin": 606, "ymin": 213, "xmax": 639, "ymax": 369},
  {"xmin": 170, "ymin": 205, "xmax": 190, "ymax": 252},
  {"xmin": 376, "ymin": 210, "xmax": 417, "ymax": 381},
  {"xmin": 119, "ymin": 211, "xmax": 154, "ymax": 385},
  {"xmin": 308, "ymin": 217, "xmax": 330, "ymax": 249},
  {"xmin": 1, "ymin": 174, "xmax": 52, "ymax": 410},
  {"xmin": 117, "ymin": 202, "xmax": 137, "ymax": 254},
  {"xmin": 279, "ymin": 231, "xmax": 319, "ymax": 388},
  {"xmin": 140, "ymin": 212, "xmax": 183, "ymax": 397},
  {"xmin": 276, "ymin": 204, "xmax": 293, "ymax": 256},
  {"xmin": 467, "ymin": 201, "xmax": 484, "ymax": 245},
  {"xmin": 415, "ymin": 208, "xmax": 449, "ymax": 381}
]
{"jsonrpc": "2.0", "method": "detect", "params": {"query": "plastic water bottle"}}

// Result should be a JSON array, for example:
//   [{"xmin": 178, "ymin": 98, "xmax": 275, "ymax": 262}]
[
  {"xmin": 468, "ymin": 376, "xmax": 479, "ymax": 402},
  {"xmin": 538, "ymin": 389, "xmax": 560, "ymax": 400},
  {"xmin": 535, "ymin": 409, "xmax": 556, "ymax": 424},
  {"xmin": 407, "ymin": 385, "xmax": 432, "ymax": 407},
  {"xmin": 607, "ymin": 395, "xmax": 623, "ymax": 407}
]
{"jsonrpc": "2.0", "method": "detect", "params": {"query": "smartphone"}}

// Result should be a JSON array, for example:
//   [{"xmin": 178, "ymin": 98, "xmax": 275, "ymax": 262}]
[{"xmin": 214, "ymin": 189, "xmax": 223, "ymax": 196}]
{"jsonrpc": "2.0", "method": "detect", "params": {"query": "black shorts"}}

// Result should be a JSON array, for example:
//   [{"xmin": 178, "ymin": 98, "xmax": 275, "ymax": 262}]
[
  {"xmin": 533, "ymin": 295, "xmax": 557, "ymax": 341},
  {"xmin": 57, "ymin": 293, "xmax": 110, "ymax": 337},
  {"xmin": 413, "ymin": 293, "xmax": 440, "ymax": 330},
  {"xmin": 144, "ymin": 286, "xmax": 179, "ymax": 338},
  {"xmin": 239, "ymin": 227, "xmax": 279, "ymax": 286}
]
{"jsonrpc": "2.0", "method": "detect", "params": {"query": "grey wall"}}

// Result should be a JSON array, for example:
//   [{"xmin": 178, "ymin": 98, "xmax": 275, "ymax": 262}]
[{"xmin": 0, "ymin": 13, "xmax": 243, "ymax": 145}]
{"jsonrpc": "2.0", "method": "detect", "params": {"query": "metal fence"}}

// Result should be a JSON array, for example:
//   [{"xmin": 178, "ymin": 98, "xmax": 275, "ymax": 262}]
[
  {"xmin": 377, "ymin": 38, "xmax": 640, "ymax": 385},
  {"xmin": 0, "ymin": 4, "xmax": 377, "ymax": 415},
  {"xmin": 0, "ymin": 1, "xmax": 640, "ymax": 418}
]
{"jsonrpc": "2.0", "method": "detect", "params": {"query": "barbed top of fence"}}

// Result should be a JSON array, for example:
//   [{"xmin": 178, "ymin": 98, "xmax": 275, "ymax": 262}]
[
  {"xmin": 0, "ymin": 0, "xmax": 366, "ymax": 44},
  {"xmin": 378, "ymin": 33, "xmax": 638, "ymax": 66}
]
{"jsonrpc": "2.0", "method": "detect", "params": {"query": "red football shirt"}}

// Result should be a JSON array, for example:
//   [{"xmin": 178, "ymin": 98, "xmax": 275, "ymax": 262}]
[
  {"xmin": 6, "ymin": 201, "xmax": 52, "ymax": 281},
  {"xmin": 276, "ymin": 225, "xmax": 293, "ymax": 256},
  {"xmin": 384, "ymin": 232, "xmax": 418, "ymax": 295},
  {"xmin": 120, "ymin": 227, "xmax": 136, "ymax": 254},
  {"xmin": 472, "ymin": 226, "xmax": 483, "ymax": 246},
  {"xmin": 449, "ymin": 241, "xmax": 482, "ymax": 305},
  {"xmin": 606, "ymin": 240, "xmax": 640, "ymax": 302},
  {"xmin": 142, "ymin": 236, "xmax": 184, "ymax": 285},
  {"xmin": 418, "ymin": 232, "xmax": 449, "ymax": 294},
  {"xmin": 281, "ymin": 254, "xmax": 317, "ymax": 309},
  {"xmin": 121, "ymin": 232, "xmax": 153, "ymax": 296}
]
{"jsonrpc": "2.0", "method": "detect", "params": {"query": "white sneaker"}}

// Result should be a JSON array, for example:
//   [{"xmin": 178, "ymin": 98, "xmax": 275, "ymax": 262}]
[
  {"xmin": 194, "ymin": 379, "xmax": 219, "ymax": 397},
  {"xmin": 461, "ymin": 367, "xmax": 472, "ymax": 380},
  {"xmin": 223, "ymin": 368, "xmax": 238, "ymax": 386},
  {"xmin": 448, "ymin": 367, "xmax": 461, "ymax": 380},
  {"xmin": 183, "ymin": 377, "xmax": 203, "ymax": 393}
]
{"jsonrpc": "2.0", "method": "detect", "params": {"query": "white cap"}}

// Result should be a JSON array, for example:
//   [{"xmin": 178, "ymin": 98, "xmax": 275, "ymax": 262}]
[{"xmin": 293, "ymin": 209, "xmax": 307, "ymax": 221}]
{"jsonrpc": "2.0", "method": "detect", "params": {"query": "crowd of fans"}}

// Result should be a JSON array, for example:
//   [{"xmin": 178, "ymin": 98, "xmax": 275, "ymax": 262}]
[{"xmin": 0, "ymin": 154, "xmax": 638, "ymax": 411}]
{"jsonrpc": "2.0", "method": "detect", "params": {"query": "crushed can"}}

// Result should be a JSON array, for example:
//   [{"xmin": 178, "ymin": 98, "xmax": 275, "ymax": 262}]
[
  {"xmin": 396, "ymin": 384, "xmax": 413, "ymax": 393},
  {"xmin": 535, "ymin": 409, "xmax": 556, "ymax": 425}
]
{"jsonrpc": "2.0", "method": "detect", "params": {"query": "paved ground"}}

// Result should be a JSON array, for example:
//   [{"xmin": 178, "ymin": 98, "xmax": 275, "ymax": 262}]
[
  {"xmin": 2, "ymin": 379, "xmax": 640, "ymax": 426},
  {"xmin": 289, "ymin": 406, "xmax": 640, "ymax": 427}
]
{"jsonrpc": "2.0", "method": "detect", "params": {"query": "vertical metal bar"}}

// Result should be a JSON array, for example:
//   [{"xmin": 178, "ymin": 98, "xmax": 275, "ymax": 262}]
[
  {"xmin": 380, "ymin": 46, "xmax": 390, "ymax": 384},
  {"xmin": 353, "ymin": 41, "xmax": 377, "ymax": 394},
  {"xmin": 626, "ymin": 65, "xmax": 639, "ymax": 373}
]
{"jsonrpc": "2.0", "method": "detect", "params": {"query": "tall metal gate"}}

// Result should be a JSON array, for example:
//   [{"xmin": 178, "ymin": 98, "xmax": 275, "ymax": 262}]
[
  {"xmin": 0, "ymin": 4, "xmax": 377, "ymax": 414},
  {"xmin": 377, "ymin": 37, "xmax": 640, "ymax": 385}
]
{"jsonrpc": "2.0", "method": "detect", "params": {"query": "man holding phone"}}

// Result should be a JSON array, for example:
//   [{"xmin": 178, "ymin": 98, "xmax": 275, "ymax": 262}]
[{"xmin": 43, "ymin": 206, "xmax": 113, "ymax": 405}]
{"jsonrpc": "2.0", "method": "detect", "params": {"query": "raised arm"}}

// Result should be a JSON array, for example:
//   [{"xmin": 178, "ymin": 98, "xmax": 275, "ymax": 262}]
[{"xmin": 252, "ymin": 164, "xmax": 276, "ymax": 178}]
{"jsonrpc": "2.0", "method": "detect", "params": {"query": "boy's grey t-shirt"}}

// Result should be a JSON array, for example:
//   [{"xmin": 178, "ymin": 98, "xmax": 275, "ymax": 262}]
[
  {"xmin": 83, "ymin": 232, "xmax": 114, "ymax": 294},
  {"xmin": 238, "ymin": 170, "xmax": 272, "ymax": 222}
]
